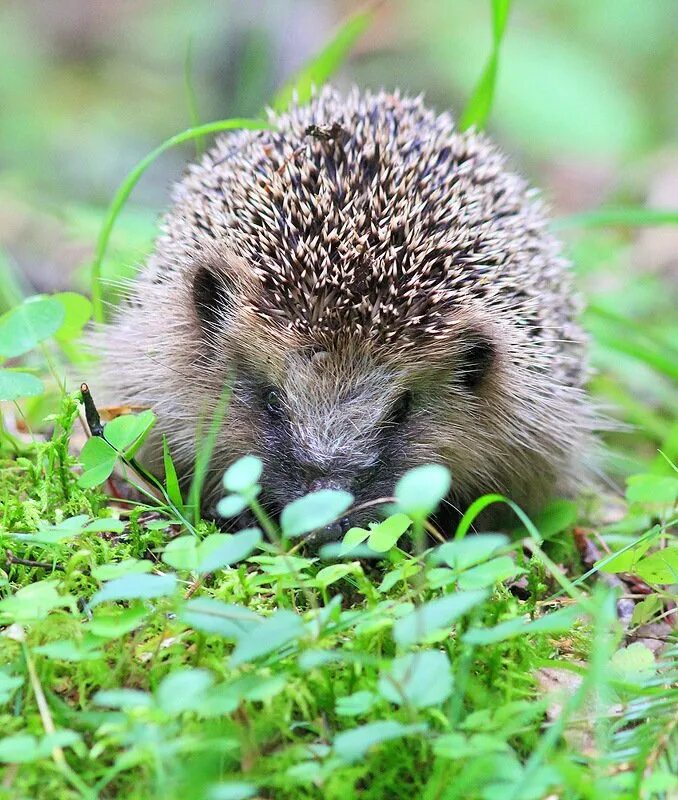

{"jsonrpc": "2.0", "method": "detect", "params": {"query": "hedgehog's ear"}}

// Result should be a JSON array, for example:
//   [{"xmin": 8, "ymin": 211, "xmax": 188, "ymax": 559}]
[
  {"xmin": 457, "ymin": 328, "xmax": 496, "ymax": 390},
  {"xmin": 191, "ymin": 265, "xmax": 233, "ymax": 330}
]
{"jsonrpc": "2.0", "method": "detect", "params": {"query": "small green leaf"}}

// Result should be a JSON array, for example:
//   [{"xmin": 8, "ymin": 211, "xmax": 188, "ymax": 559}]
[
  {"xmin": 610, "ymin": 642, "xmax": 655, "ymax": 684},
  {"xmin": 34, "ymin": 640, "xmax": 104, "ymax": 662},
  {"xmin": 314, "ymin": 563, "xmax": 358, "ymax": 588},
  {"xmin": 395, "ymin": 464, "xmax": 451, "ymax": 518},
  {"xmin": 0, "ymin": 296, "xmax": 65, "ymax": 358},
  {"xmin": 634, "ymin": 547, "xmax": 678, "ymax": 585},
  {"xmin": 37, "ymin": 730, "xmax": 81, "ymax": 758},
  {"xmin": 340, "ymin": 526, "xmax": 371, "ymax": 554},
  {"xmin": 216, "ymin": 494, "xmax": 250, "ymax": 518},
  {"xmin": 367, "ymin": 513, "xmax": 412, "ymax": 552},
  {"xmin": 425, "ymin": 567, "xmax": 458, "ymax": 590},
  {"xmin": 93, "ymin": 689, "xmax": 153, "ymax": 710},
  {"xmin": 230, "ymin": 609, "xmax": 305, "ymax": 666},
  {"xmin": 223, "ymin": 455, "xmax": 263, "ymax": 493},
  {"xmin": 0, "ymin": 734, "xmax": 40, "ymax": 763},
  {"xmin": 208, "ymin": 783, "xmax": 258, "ymax": 800},
  {"xmin": 596, "ymin": 538, "xmax": 654, "ymax": 574},
  {"xmin": 378, "ymin": 561, "xmax": 422, "ymax": 594},
  {"xmin": 378, "ymin": 650, "xmax": 454, "ymax": 709},
  {"xmin": 197, "ymin": 528, "xmax": 262, "ymax": 573},
  {"xmin": 163, "ymin": 529, "xmax": 262, "ymax": 573},
  {"xmin": 180, "ymin": 598, "xmax": 262, "ymax": 639},
  {"xmin": 13, "ymin": 514, "xmax": 89, "ymax": 544},
  {"xmin": 333, "ymin": 720, "xmax": 428, "ymax": 763},
  {"xmin": 280, "ymin": 489, "xmax": 353, "ymax": 538},
  {"xmin": 92, "ymin": 558, "xmax": 154, "ymax": 581},
  {"xmin": 0, "ymin": 369, "xmax": 43, "ymax": 401},
  {"xmin": 336, "ymin": 690, "xmax": 378, "ymax": 717},
  {"xmin": 83, "ymin": 517, "xmax": 125, "ymax": 533},
  {"xmin": 104, "ymin": 409, "xmax": 155, "ymax": 456},
  {"xmin": 162, "ymin": 536, "xmax": 199, "ymax": 571},
  {"xmin": 432, "ymin": 534, "xmax": 509, "ymax": 570},
  {"xmin": 53, "ymin": 292, "xmax": 92, "ymax": 341},
  {"xmin": 163, "ymin": 434, "xmax": 184, "ymax": 512},
  {"xmin": 433, "ymin": 732, "xmax": 510, "ymax": 759},
  {"xmin": 0, "ymin": 580, "xmax": 75, "ymax": 623},
  {"xmin": 631, "ymin": 594, "xmax": 662, "ymax": 626},
  {"xmin": 77, "ymin": 436, "xmax": 118, "ymax": 488},
  {"xmin": 88, "ymin": 603, "xmax": 149, "ymax": 639},
  {"xmin": 457, "ymin": 556, "xmax": 522, "ymax": 590},
  {"xmin": 393, "ymin": 590, "xmax": 489, "ymax": 647},
  {"xmin": 157, "ymin": 668, "xmax": 214, "ymax": 715},
  {"xmin": 200, "ymin": 674, "xmax": 288, "ymax": 713},
  {"xmin": 90, "ymin": 573, "xmax": 177, "ymax": 606}
]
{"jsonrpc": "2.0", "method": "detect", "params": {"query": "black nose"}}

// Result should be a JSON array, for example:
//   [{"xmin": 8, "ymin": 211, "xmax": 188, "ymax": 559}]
[{"xmin": 308, "ymin": 516, "xmax": 351, "ymax": 545}]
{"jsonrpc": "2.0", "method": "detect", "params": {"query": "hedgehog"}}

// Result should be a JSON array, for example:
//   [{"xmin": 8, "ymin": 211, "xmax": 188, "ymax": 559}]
[{"xmin": 99, "ymin": 86, "xmax": 598, "ymax": 540}]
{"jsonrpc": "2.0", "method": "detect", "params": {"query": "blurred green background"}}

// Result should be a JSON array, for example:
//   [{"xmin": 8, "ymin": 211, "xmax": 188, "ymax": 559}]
[{"xmin": 0, "ymin": 0, "xmax": 676, "ymax": 477}]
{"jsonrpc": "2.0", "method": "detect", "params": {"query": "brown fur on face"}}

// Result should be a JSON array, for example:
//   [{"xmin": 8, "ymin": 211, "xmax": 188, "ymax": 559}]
[{"xmin": 97, "ymin": 87, "xmax": 599, "ymax": 535}]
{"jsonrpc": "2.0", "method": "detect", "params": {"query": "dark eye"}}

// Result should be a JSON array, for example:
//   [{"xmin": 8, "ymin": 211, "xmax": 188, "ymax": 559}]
[
  {"xmin": 459, "ymin": 332, "xmax": 495, "ymax": 390},
  {"xmin": 264, "ymin": 387, "xmax": 285, "ymax": 417}
]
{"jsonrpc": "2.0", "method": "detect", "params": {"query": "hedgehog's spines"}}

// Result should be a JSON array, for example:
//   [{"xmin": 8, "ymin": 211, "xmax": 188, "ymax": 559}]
[{"xmin": 101, "ymin": 86, "xmax": 596, "ymax": 516}]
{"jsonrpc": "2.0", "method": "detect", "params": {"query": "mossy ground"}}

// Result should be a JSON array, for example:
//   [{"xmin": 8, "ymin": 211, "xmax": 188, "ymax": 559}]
[{"xmin": 0, "ymin": 386, "xmax": 676, "ymax": 800}]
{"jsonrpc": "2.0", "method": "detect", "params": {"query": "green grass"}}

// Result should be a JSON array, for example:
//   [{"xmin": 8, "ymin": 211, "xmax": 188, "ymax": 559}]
[
  {"xmin": 1, "ymin": 3, "xmax": 677, "ymax": 799},
  {"xmin": 0, "ymin": 391, "xmax": 675, "ymax": 800}
]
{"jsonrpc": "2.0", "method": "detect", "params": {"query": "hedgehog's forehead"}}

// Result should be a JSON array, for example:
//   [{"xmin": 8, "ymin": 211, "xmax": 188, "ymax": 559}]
[
  {"xmin": 237, "ymin": 268, "xmax": 475, "ymax": 357},
  {"xmin": 276, "ymin": 343, "xmax": 394, "ymax": 392},
  {"xmin": 235, "ymin": 318, "xmax": 464, "ymax": 400},
  {"xmin": 170, "ymin": 86, "xmax": 550, "ymax": 355},
  {"xmin": 242, "ymin": 329, "xmax": 393, "ymax": 380},
  {"xmin": 177, "ymin": 89, "xmax": 519, "ymax": 349}
]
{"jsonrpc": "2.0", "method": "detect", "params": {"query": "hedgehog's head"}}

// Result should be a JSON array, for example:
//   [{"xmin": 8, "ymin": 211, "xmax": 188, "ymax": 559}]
[
  {"xmin": 187, "ymin": 257, "xmax": 506, "ymax": 540},
  {"xmin": 132, "ymin": 87, "xmax": 589, "ymax": 538}
]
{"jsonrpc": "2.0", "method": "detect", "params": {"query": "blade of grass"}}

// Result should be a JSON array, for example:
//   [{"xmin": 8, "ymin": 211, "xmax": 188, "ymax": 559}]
[
  {"xmin": 587, "ymin": 304, "xmax": 678, "ymax": 356},
  {"xmin": 19, "ymin": 634, "xmax": 97, "ymax": 799},
  {"xmin": 187, "ymin": 383, "xmax": 232, "ymax": 525},
  {"xmin": 590, "ymin": 375, "xmax": 669, "ymax": 443},
  {"xmin": 162, "ymin": 434, "xmax": 186, "ymax": 516},
  {"xmin": 585, "ymin": 307, "xmax": 678, "ymax": 380},
  {"xmin": 554, "ymin": 207, "xmax": 678, "ymax": 229},
  {"xmin": 459, "ymin": 0, "xmax": 511, "ymax": 130},
  {"xmin": 271, "ymin": 5, "xmax": 375, "ymax": 113},
  {"xmin": 506, "ymin": 586, "xmax": 618, "ymax": 799},
  {"xmin": 454, "ymin": 492, "xmax": 543, "ymax": 544},
  {"xmin": 546, "ymin": 524, "xmax": 667, "ymax": 599},
  {"xmin": 90, "ymin": 118, "xmax": 271, "ymax": 323},
  {"xmin": 653, "ymin": 425, "xmax": 678, "ymax": 475}
]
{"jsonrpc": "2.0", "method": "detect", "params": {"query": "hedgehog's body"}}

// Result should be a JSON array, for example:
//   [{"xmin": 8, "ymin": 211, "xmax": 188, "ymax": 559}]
[{"xmin": 101, "ymin": 87, "xmax": 596, "ymax": 537}]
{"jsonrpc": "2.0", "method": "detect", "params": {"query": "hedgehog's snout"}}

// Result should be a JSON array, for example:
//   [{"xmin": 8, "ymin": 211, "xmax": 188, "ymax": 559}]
[
  {"xmin": 305, "ymin": 465, "xmax": 379, "ymax": 499},
  {"xmin": 307, "ymin": 517, "xmax": 352, "ymax": 546},
  {"xmin": 302, "ymin": 471, "xmax": 376, "ymax": 543}
]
